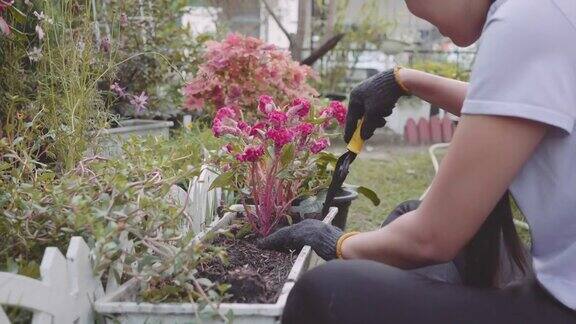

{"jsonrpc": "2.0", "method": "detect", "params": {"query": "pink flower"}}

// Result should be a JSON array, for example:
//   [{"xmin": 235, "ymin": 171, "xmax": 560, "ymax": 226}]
[
  {"xmin": 294, "ymin": 122, "xmax": 315, "ymax": 138},
  {"xmin": 267, "ymin": 110, "xmax": 288, "ymax": 127},
  {"xmin": 212, "ymin": 106, "xmax": 241, "ymax": 137},
  {"xmin": 0, "ymin": 17, "xmax": 9, "ymax": 35},
  {"xmin": 0, "ymin": 0, "xmax": 13, "ymax": 35},
  {"xmin": 287, "ymin": 98, "xmax": 310, "ymax": 118},
  {"xmin": 110, "ymin": 82, "xmax": 126, "ymax": 97},
  {"xmin": 249, "ymin": 122, "xmax": 267, "ymax": 137},
  {"xmin": 129, "ymin": 92, "xmax": 149, "ymax": 113},
  {"xmin": 310, "ymin": 138, "xmax": 330, "ymax": 154},
  {"xmin": 120, "ymin": 13, "xmax": 128, "ymax": 28},
  {"xmin": 321, "ymin": 101, "xmax": 347, "ymax": 126},
  {"xmin": 236, "ymin": 145, "xmax": 265, "ymax": 162},
  {"xmin": 258, "ymin": 95, "xmax": 275, "ymax": 114},
  {"xmin": 266, "ymin": 128, "xmax": 294, "ymax": 148},
  {"xmin": 100, "ymin": 36, "xmax": 111, "ymax": 53},
  {"xmin": 215, "ymin": 106, "xmax": 236, "ymax": 120},
  {"xmin": 222, "ymin": 143, "xmax": 234, "ymax": 153}
]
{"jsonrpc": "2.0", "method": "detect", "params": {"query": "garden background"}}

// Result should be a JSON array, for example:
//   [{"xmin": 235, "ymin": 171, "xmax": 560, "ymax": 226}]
[{"xmin": 0, "ymin": 0, "xmax": 478, "ymax": 322}]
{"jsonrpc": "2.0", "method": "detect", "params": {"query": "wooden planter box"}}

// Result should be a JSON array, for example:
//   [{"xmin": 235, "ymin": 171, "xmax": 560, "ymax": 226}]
[
  {"xmin": 96, "ymin": 119, "xmax": 173, "ymax": 157},
  {"xmin": 95, "ymin": 206, "xmax": 338, "ymax": 324}
]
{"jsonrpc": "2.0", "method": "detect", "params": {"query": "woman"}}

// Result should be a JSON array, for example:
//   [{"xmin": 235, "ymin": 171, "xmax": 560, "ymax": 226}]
[{"xmin": 260, "ymin": 0, "xmax": 576, "ymax": 322}]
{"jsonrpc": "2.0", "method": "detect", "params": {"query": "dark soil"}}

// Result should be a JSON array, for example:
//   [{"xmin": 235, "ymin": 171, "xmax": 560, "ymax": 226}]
[{"xmin": 197, "ymin": 234, "xmax": 296, "ymax": 304}]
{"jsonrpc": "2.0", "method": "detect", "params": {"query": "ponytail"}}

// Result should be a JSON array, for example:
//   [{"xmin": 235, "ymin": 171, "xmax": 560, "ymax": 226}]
[{"xmin": 462, "ymin": 190, "xmax": 528, "ymax": 287}]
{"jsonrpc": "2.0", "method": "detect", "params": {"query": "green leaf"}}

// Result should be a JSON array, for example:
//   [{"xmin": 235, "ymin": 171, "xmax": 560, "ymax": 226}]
[
  {"xmin": 356, "ymin": 186, "xmax": 381, "ymax": 206},
  {"xmin": 280, "ymin": 143, "xmax": 295, "ymax": 168},
  {"xmin": 209, "ymin": 171, "xmax": 235, "ymax": 190}
]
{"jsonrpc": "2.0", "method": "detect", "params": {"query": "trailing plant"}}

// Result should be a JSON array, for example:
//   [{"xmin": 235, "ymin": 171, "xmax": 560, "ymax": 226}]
[
  {"xmin": 183, "ymin": 33, "xmax": 318, "ymax": 117},
  {"xmin": 0, "ymin": 126, "xmax": 231, "ymax": 305},
  {"xmin": 210, "ymin": 95, "xmax": 346, "ymax": 237}
]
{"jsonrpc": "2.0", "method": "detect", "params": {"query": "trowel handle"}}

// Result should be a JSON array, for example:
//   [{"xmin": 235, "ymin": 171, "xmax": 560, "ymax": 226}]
[{"xmin": 347, "ymin": 118, "xmax": 364, "ymax": 154}]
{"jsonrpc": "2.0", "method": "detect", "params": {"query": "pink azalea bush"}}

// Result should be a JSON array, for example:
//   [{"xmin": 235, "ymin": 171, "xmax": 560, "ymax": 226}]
[
  {"xmin": 212, "ymin": 95, "xmax": 346, "ymax": 237},
  {"xmin": 183, "ymin": 33, "xmax": 318, "ymax": 116}
]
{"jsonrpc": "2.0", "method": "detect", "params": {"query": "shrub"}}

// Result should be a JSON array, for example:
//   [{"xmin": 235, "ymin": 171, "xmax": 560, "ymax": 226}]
[
  {"xmin": 0, "ymin": 126, "xmax": 228, "ymax": 304},
  {"xmin": 183, "ymin": 33, "xmax": 318, "ymax": 117}
]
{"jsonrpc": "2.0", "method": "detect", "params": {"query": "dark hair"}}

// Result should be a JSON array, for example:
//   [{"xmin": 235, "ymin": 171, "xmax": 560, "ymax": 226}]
[{"xmin": 462, "ymin": 190, "xmax": 528, "ymax": 287}]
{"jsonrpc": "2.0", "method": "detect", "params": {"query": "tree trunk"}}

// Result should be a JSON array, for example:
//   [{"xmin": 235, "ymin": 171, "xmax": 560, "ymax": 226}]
[{"xmin": 292, "ymin": 0, "xmax": 310, "ymax": 61}]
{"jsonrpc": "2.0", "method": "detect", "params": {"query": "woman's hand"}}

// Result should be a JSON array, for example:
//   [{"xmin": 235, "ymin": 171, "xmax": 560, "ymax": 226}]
[
  {"xmin": 344, "ymin": 68, "xmax": 409, "ymax": 142},
  {"xmin": 258, "ymin": 200, "xmax": 422, "ymax": 261},
  {"xmin": 258, "ymin": 219, "xmax": 343, "ymax": 261}
]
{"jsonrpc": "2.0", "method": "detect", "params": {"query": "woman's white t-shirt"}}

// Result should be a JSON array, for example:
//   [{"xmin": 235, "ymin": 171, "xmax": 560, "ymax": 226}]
[{"xmin": 462, "ymin": 0, "xmax": 576, "ymax": 309}]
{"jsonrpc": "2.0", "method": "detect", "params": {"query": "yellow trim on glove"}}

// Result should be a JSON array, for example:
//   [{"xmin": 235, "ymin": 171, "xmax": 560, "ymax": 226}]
[
  {"xmin": 394, "ymin": 66, "xmax": 410, "ymax": 94},
  {"xmin": 347, "ymin": 119, "xmax": 364, "ymax": 154}
]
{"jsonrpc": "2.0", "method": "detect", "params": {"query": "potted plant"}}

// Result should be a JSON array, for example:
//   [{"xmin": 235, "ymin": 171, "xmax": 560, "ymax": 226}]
[{"xmin": 95, "ymin": 95, "xmax": 347, "ymax": 322}]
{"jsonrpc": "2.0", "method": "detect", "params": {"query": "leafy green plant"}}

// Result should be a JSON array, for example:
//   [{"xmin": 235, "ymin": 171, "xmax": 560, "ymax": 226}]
[
  {"xmin": 98, "ymin": 0, "xmax": 211, "ymax": 118},
  {"xmin": 1, "ymin": 0, "xmax": 112, "ymax": 171},
  {"xmin": 0, "ymin": 127, "xmax": 231, "ymax": 305}
]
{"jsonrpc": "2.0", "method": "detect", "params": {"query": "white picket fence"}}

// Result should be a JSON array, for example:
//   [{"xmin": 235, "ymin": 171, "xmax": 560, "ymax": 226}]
[
  {"xmin": 0, "ymin": 237, "xmax": 104, "ymax": 324},
  {"xmin": 0, "ymin": 167, "xmax": 223, "ymax": 324}
]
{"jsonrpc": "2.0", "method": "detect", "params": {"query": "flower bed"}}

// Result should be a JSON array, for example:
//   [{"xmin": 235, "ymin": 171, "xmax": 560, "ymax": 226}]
[{"xmin": 95, "ymin": 206, "xmax": 338, "ymax": 324}]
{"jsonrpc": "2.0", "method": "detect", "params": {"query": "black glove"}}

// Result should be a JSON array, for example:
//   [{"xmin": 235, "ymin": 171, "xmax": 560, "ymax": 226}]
[
  {"xmin": 344, "ymin": 68, "xmax": 409, "ymax": 143},
  {"xmin": 257, "ymin": 219, "xmax": 343, "ymax": 261}
]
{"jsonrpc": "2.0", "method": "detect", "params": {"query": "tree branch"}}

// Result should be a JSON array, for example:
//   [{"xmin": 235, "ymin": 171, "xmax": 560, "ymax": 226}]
[{"xmin": 300, "ymin": 33, "xmax": 345, "ymax": 66}]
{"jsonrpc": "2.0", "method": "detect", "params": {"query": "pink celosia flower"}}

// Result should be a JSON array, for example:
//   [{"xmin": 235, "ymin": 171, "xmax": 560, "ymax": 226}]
[
  {"xmin": 110, "ymin": 82, "xmax": 126, "ymax": 98},
  {"xmin": 249, "ymin": 122, "xmax": 266, "ymax": 137},
  {"xmin": 266, "ymin": 128, "xmax": 294, "ymax": 149},
  {"xmin": 129, "ymin": 92, "xmax": 148, "ymax": 113},
  {"xmin": 294, "ymin": 122, "xmax": 315, "ymax": 138},
  {"xmin": 212, "ymin": 106, "xmax": 241, "ymax": 137},
  {"xmin": 215, "ymin": 106, "xmax": 236, "ymax": 120},
  {"xmin": 287, "ymin": 98, "xmax": 311, "ymax": 118},
  {"xmin": 236, "ymin": 145, "xmax": 264, "ymax": 162},
  {"xmin": 310, "ymin": 138, "xmax": 330, "ymax": 154},
  {"xmin": 321, "ymin": 101, "xmax": 347, "ymax": 126},
  {"xmin": 267, "ymin": 110, "xmax": 288, "ymax": 127},
  {"xmin": 210, "ymin": 94, "xmax": 345, "ymax": 237},
  {"xmin": 258, "ymin": 95, "xmax": 275, "ymax": 114}
]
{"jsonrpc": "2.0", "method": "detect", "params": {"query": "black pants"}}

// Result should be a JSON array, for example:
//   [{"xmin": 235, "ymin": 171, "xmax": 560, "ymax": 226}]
[
  {"xmin": 283, "ymin": 212, "xmax": 576, "ymax": 324},
  {"xmin": 283, "ymin": 260, "xmax": 575, "ymax": 324}
]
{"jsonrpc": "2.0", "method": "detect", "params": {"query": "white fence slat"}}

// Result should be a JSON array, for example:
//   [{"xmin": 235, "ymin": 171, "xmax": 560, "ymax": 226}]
[
  {"xmin": 67, "ymin": 237, "xmax": 105, "ymax": 324},
  {"xmin": 0, "ymin": 237, "xmax": 103, "ymax": 324},
  {"xmin": 35, "ymin": 247, "xmax": 76, "ymax": 324},
  {"xmin": 0, "ymin": 308, "xmax": 9, "ymax": 324}
]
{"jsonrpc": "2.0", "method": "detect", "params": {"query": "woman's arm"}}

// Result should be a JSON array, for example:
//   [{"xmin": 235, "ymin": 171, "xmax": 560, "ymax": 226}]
[
  {"xmin": 399, "ymin": 68, "xmax": 468, "ymax": 116},
  {"xmin": 341, "ymin": 115, "xmax": 547, "ymax": 268}
]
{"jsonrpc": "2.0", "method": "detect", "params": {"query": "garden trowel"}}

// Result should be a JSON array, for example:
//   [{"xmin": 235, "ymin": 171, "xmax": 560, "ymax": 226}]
[{"xmin": 322, "ymin": 119, "xmax": 364, "ymax": 216}]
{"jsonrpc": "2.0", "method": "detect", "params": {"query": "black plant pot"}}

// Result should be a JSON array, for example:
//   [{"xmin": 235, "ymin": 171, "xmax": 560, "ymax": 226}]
[
  {"xmin": 331, "ymin": 188, "xmax": 359, "ymax": 230},
  {"xmin": 290, "ymin": 187, "xmax": 358, "ymax": 230}
]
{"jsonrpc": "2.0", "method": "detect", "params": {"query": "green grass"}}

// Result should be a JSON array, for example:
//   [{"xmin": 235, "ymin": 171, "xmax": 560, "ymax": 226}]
[
  {"xmin": 345, "ymin": 150, "xmax": 531, "ymax": 245},
  {"xmin": 346, "ymin": 152, "xmax": 435, "ymax": 231}
]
